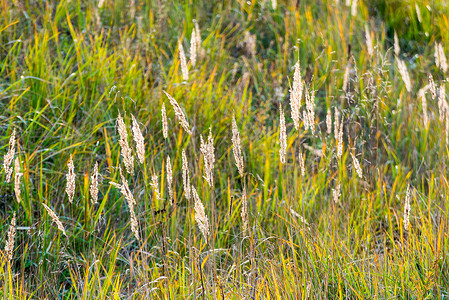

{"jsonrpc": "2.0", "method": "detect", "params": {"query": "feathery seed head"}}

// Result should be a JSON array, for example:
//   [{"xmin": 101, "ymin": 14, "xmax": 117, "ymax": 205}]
[
  {"xmin": 117, "ymin": 113, "xmax": 134, "ymax": 174},
  {"xmin": 5, "ymin": 212, "xmax": 16, "ymax": 262},
  {"xmin": 232, "ymin": 114, "xmax": 244, "ymax": 177},
  {"xmin": 161, "ymin": 103, "xmax": 168, "ymax": 139},
  {"xmin": 241, "ymin": 188, "xmax": 248, "ymax": 234},
  {"xmin": 163, "ymin": 91, "xmax": 191, "ymax": 135},
  {"xmin": 326, "ymin": 109, "xmax": 332, "ymax": 135},
  {"xmin": 90, "ymin": 162, "xmax": 99, "ymax": 204},
  {"xmin": 290, "ymin": 60, "xmax": 303, "ymax": 130},
  {"xmin": 192, "ymin": 186, "xmax": 210, "ymax": 242},
  {"xmin": 131, "ymin": 114, "xmax": 145, "ymax": 164},
  {"xmin": 200, "ymin": 127, "xmax": 215, "ymax": 187},
  {"xmin": 182, "ymin": 150, "xmax": 191, "ymax": 200},
  {"xmin": 66, "ymin": 155, "xmax": 76, "ymax": 203},
  {"xmin": 396, "ymin": 58, "xmax": 411, "ymax": 92},
  {"xmin": 179, "ymin": 41, "xmax": 189, "ymax": 81},
  {"xmin": 351, "ymin": 153, "xmax": 363, "ymax": 178},
  {"xmin": 42, "ymin": 203, "xmax": 67, "ymax": 237},
  {"xmin": 4, "ymin": 129, "xmax": 16, "ymax": 183},
  {"xmin": 403, "ymin": 185, "xmax": 411, "ymax": 231},
  {"xmin": 279, "ymin": 106, "xmax": 287, "ymax": 164},
  {"xmin": 166, "ymin": 156, "xmax": 173, "ymax": 204},
  {"xmin": 14, "ymin": 157, "xmax": 22, "ymax": 203}
]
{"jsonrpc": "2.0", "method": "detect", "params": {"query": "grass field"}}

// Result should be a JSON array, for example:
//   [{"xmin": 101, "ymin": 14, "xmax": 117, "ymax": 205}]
[{"xmin": 1, "ymin": 0, "xmax": 449, "ymax": 298}]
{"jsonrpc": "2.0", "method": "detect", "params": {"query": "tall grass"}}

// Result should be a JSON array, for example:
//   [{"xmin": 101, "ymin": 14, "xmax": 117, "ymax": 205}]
[{"xmin": 1, "ymin": 0, "xmax": 449, "ymax": 298}]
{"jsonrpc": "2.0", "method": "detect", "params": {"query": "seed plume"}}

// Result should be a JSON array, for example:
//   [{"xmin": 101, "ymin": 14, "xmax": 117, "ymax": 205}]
[
  {"xmin": 232, "ymin": 114, "xmax": 244, "ymax": 177},
  {"xmin": 131, "ymin": 114, "xmax": 145, "ymax": 164},
  {"xmin": 326, "ymin": 109, "xmax": 332, "ymax": 135},
  {"xmin": 200, "ymin": 127, "xmax": 215, "ymax": 187},
  {"xmin": 90, "ymin": 162, "xmax": 99, "ymax": 204},
  {"xmin": 182, "ymin": 149, "xmax": 191, "ymax": 200},
  {"xmin": 179, "ymin": 41, "xmax": 189, "ymax": 81},
  {"xmin": 332, "ymin": 183, "xmax": 341, "ymax": 204},
  {"xmin": 166, "ymin": 156, "xmax": 173, "ymax": 204},
  {"xmin": 162, "ymin": 103, "xmax": 168, "ymax": 139},
  {"xmin": 14, "ymin": 157, "xmax": 22, "ymax": 203},
  {"xmin": 5, "ymin": 212, "xmax": 16, "ymax": 262},
  {"xmin": 298, "ymin": 152, "xmax": 305, "ymax": 176},
  {"xmin": 163, "ymin": 91, "xmax": 191, "ymax": 135},
  {"xmin": 365, "ymin": 25, "xmax": 374, "ymax": 57},
  {"xmin": 396, "ymin": 58, "xmax": 411, "ymax": 92},
  {"xmin": 192, "ymin": 186, "xmax": 210, "ymax": 242},
  {"xmin": 190, "ymin": 28, "xmax": 197, "ymax": 67},
  {"xmin": 4, "ymin": 129, "xmax": 16, "ymax": 183},
  {"xmin": 117, "ymin": 113, "xmax": 134, "ymax": 174},
  {"xmin": 351, "ymin": 153, "xmax": 363, "ymax": 178},
  {"xmin": 279, "ymin": 105, "xmax": 287, "ymax": 164},
  {"xmin": 150, "ymin": 174, "xmax": 161, "ymax": 202},
  {"xmin": 66, "ymin": 155, "xmax": 75, "ymax": 203},
  {"xmin": 42, "ymin": 203, "xmax": 67, "ymax": 237},
  {"xmin": 394, "ymin": 31, "xmax": 400, "ymax": 56},
  {"xmin": 290, "ymin": 60, "xmax": 303, "ymax": 130},
  {"xmin": 403, "ymin": 185, "xmax": 411, "ymax": 231}
]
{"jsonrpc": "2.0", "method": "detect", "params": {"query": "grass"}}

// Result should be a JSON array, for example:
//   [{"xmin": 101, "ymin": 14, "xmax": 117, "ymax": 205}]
[{"xmin": 1, "ymin": 0, "xmax": 449, "ymax": 298}]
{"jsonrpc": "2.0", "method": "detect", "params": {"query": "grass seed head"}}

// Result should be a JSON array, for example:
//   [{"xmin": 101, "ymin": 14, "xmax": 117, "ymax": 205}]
[
  {"xmin": 42, "ymin": 203, "xmax": 67, "ymax": 237},
  {"xmin": 4, "ymin": 129, "xmax": 16, "ymax": 183},
  {"xmin": 14, "ymin": 157, "xmax": 22, "ymax": 203},
  {"xmin": 179, "ymin": 41, "xmax": 189, "ymax": 81},
  {"xmin": 90, "ymin": 162, "xmax": 99, "ymax": 204},
  {"xmin": 232, "ymin": 114, "xmax": 244, "ymax": 177},
  {"xmin": 117, "ymin": 113, "xmax": 134, "ymax": 174},
  {"xmin": 66, "ymin": 155, "xmax": 76, "ymax": 203},
  {"xmin": 131, "ymin": 114, "xmax": 145, "ymax": 164},
  {"xmin": 192, "ymin": 186, "xmax": 210, "ymax": 242},
  {"xmin": 163, "ymin": 91, "xmax": 191, "ymax": 135},
  {"xmin": 279, "ymin": 105, "xmax": 287, "ymax": 164},
  {"xmin": 5, "ymin": 212, "xmax": 16, "ymax": 262}
]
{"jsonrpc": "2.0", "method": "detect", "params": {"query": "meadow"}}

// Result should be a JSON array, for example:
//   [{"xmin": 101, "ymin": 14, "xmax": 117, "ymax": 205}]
[{"xmin": 1, "ymin": 0, "xmax": 449, "ymax": 298}]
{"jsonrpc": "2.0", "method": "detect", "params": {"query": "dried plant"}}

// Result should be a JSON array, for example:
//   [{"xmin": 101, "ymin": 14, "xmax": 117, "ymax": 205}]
[
  {"xmin": 396, "ymin": 58, "xmax": 411, "ymax": 92},
  {"xmin": 117, "ymin": 113, "xmax": 134, "ymax": 174},
  {"xmin": 326, "ymin": 109, "xmax": 332, "ymax": 135},
  {"xmin": 190, "ymin": 28, "xmax": 197, "ymax": 67},
  {"xmin": 4, "ymin": 128, "xmax": 16, "ymax": 183},
  {"xmin": 304, "ymin": 89, "xmax": 315, "ymax": 133},
  {"xmin": 298, "ymin": 152, "xmax": 305, "ymax": 176},
  {"xmin": 403, "ymin": 185, "xmax": 411, "ymax": 231},
  {"xmin": 351, "ymin": 153, "xmax": 363, "ymax": 178},
  {"xmin": 365, "ymin": 25, "xmax": 374, "ymax": 57},
  {"xmin": 241, "ymin": 188, "xmax": 248, "ymax": 233},
  {"xmin": 279, "ymin": 105, "xmax": 287, "ymax": 164},
  {"xmin": 290, "ymin": 60, "xmax": 303, "ymax": 130},
  {"xmin": 429, "ymin": 74, "xmax": 436, "ymax": 100},
  {"xmin": 200, "ymin": 127, "xmax": 215, "ymax": 187},
  {"xmin": 182, "ymin": 149, "xmax": 191, "ymax": 200},
  {"xmin": 14, "ymin": 157, "xmax": 22, "ymax": 203},
  {"xmin": 418, "ymin": 85, "xmax": 429, "ymax": 128},
  {"xmin": 166, "ymin": 156, "xmax": 173, "ymax": 204},
  {"xmin": 192, "ymin": 186, "xmax": 210, "ymax": 242},
  {"xmin": 394, "ymin": 31, "xmax": 400, "ymax": 56},
  {"xmin": 332, "ymin": 183, "xmax": 341, "ymax": 204},
  {"xmin": 435, "ymin": 43, "xmax": 448, "ymax": 73},
  {"xmin": 66, "ymin": 155, "xmax": 75, "ymax": 203},
  {"xmin": 110, "ymin": 168, "xmax": 139, "ymax": 240},
  {"xmin": 351, "ymin": 0, "xmax": 357, "ymax": 16},
  {"xmin": 131, "ymin": 114, "xmax": 145, "ymax": 164},
  {"xmin": 42, "ymin": 203, "xmax": 67, "ymax": 237},
  {"xmin": 162, "ymin": 103, "xmax": 168, "ymax": 139},
  {"xmin": 179, "ymin": 41, "xmax": 189, "ymax": 81},
  {"xmin": 163, "ymin": 91, "xmax": 191, "ymax": 135},
  {"xmin": 232, "ymin": 114, "xmax": 244, "ymax": 177},
  {"xmin": 194, "ymin": 21, "xmax": 203, "ymax": 58},
  {"xmin": 335, "ymin": 108, "xmax": 344, "ymax": 159},
  {"xmin": 90, "ymin": 162, "xmax": 99, "ymax": 204},
  {"xmin": 5, "ymin": 212, "xmax": 16, "ymax": 262},
  {"xmin": 150, "ymin": 174, "xmax": 162, "ymax": 201}
]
